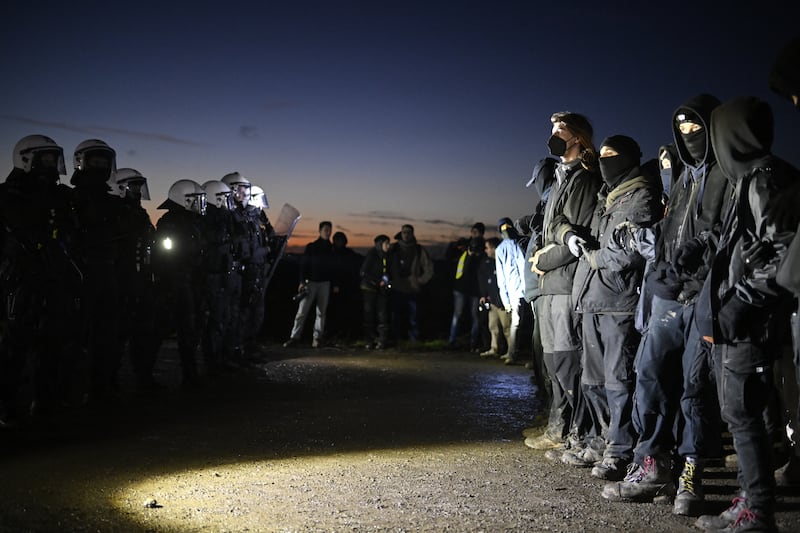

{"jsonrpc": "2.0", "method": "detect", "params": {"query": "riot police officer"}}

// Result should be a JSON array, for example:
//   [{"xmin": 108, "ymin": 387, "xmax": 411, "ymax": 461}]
[
  {"xmin": 109, "ymin": 168, "xmax": 159, "ymax": 390},
  {"xmin": 71, "ymin": 139, "xmax": 123, "ymax": 404},
  {"xmin": 152, "ymin": 180, "xmax": 207, "ymax": 386},
  {"xmin": 0, "ymin": 135, "xmax": 82, "ymax": 422},
  {"xmin": 200, "ymin": 180, "xmax": 239, "ymax": 374}
]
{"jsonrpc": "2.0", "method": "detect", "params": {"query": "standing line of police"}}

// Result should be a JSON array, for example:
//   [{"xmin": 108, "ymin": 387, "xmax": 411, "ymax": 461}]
[{"xmin": 0, "ymin": 136, "xmax": 275, "ymax": 424}]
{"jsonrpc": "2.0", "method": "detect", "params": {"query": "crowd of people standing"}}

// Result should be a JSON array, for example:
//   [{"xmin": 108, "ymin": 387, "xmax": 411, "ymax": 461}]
[{"xmin": 1, "ymin": 34, "xmax": 799, "ymax": 533}]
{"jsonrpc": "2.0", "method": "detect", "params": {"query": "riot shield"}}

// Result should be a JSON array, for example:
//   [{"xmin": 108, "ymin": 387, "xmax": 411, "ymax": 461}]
[{"xmin": 263, "ymin": 203, "xmax": 301, "ymax": 290}]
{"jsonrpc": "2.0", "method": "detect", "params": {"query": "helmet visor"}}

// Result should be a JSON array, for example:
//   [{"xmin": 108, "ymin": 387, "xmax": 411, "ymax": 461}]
[
  {"xmin": 31, "ymin": 148, "xmax": 66, "ymax": 175},
  {"xmin": 120, "ymin": 178, "xmax": 151, "ymax": 201}
]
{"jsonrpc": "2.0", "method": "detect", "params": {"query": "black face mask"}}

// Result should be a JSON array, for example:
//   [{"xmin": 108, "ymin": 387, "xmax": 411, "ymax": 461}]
[
  {"xmin": 681, "ymin": 129, "xmax": 707, "ymax": 164},
  {"xmin": 547, "ymin": 135, "xmax": 570, "ymax": 157},
  {"xmin": 598, "ymin": 155, "xmax": 631, "ymax": 188}
]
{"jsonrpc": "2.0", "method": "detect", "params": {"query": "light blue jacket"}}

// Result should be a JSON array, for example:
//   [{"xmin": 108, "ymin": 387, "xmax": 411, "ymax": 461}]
[{"xmin": 495, "ymin": 238, "xmax": 526, "ymax": 309}]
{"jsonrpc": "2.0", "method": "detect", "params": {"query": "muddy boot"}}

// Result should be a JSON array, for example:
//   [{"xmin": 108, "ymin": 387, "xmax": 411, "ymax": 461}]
[
  {"xmin": 673, "ymin": 456, "xmax": 704, "ymax": 516},
  {"xmin": 601, "ymin": 455, "xmax": 674, "ymax": 502},
  {"xmin": 717, "ymin": 506, "xmax": 777, "ymax": 532},
  {"xmin": 694, "ymin": 492, "xmax": 747, "ymax": 530},
  {"xmin": 775, "ymin": 452, "xmax": 800, "ymax": 486}
]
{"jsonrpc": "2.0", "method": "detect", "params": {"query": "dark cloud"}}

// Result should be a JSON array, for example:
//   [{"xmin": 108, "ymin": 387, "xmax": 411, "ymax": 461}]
[
  {"xmin": 348, "ymin": 210, "xmax": 416, "ymax": 222},
  {"xmin": 0, "ymin": 114, "xmax": 205, "ymax": 146}
]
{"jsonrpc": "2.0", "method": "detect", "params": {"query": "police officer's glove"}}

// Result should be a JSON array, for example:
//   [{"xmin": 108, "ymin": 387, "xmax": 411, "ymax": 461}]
[{"xmin": 567, "ymin": 234, "xmax": 586, "ymax": 257}]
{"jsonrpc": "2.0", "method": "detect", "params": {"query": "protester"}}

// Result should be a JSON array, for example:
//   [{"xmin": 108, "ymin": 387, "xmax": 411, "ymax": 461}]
[
  {"xmin": 389, "ymin": 224, "xmax": 434, "ymax": 343},
  {"xmin": 284, "ymin": 221, "xmax": 334, "ymax": 348}
]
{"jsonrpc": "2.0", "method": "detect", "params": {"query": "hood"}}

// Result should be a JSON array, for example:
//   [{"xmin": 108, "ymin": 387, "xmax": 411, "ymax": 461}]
[
  {"xmin": 710, "ymin": 96, "xmax": 774, "ymax": 183},
  {"xmin": 672, "ymin": 93, "xmax": 721, "ymax": 168},
  {"xmin": 769, "ymin": 37, "xmax": 800, "ymax": 108}
]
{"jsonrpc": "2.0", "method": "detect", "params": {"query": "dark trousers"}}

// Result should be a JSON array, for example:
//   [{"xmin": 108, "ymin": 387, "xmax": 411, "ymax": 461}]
[
  {"xmin": 362, "ymin": 289, "xmax": 389, "ymax": 345},
  {"xmin": 715, "ymin": 343, "xmax": 778, "ymax": 516},
  {"xmin": 582, "ymin": 313, "xmax": 638, "ymax": 460},
  {"xmin": 679, "ymin": 323, "xmax": 723, "ymax": 459},
  {"xmin": 631, "ymin": 295, "xmax": 692, "ymax": 463}
]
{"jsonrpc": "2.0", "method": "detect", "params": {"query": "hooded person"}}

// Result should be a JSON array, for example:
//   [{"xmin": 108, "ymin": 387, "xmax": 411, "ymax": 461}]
[
  {"xmin": 692, "ymin": 96, "xmax": 799, "ymax": 532},
  {"xmin": 495, "ymin": 217, "xmax": 527, "ymax": 365},
  {"xmin": 769, "ymin": 34, "xmax": 800, "ymax": 493},
  {"xmin": 566, "ymin": 135, "xmax": 662, "ymax": 483},
  {"xmin": 600, "ymin": 95, "xmax": 732, "ymax": 514},
  {"xmin": 769, "ymin": 36, "xmax": 800, "ymax": 112},
  {"xmin": 516, "ymin": 156, "xmax": 558, "ymax": 406}
]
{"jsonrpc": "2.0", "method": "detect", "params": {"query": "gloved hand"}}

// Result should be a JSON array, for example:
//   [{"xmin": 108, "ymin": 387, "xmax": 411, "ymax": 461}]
[
  {"xmin": 567, "ymin": 234, "xmax": 586, "ymax": 257},
  {"xmin": 673, "ymin": 237, "xmax": 705, "ymax": 274},
  {"xmin": 611, "ymin": 221, "xmax": 636, "ymax": 252},
  {"xmin": 741, "ymin": 238, "xmax": 772, "ymax": 272},
  {"xmin": 504, "ymin": 305, "xmax": 512, "ymax": 314}
]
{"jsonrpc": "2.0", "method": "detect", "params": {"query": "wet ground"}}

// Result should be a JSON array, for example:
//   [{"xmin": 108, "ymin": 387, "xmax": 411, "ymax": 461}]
[{"xmin": 1, "ymin": 342, "xmax": 800, "ymax": 532}]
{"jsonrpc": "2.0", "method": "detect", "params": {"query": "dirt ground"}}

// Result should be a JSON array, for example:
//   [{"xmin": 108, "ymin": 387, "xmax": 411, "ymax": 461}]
[{"xmin": 2, "ymin": 342, "xmax": 800, "ymax": 532}]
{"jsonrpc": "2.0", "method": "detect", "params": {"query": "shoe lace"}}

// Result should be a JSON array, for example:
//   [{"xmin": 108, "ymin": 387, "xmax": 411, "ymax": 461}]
[
  {"xmin": 623, "ymin": 462, "xmax": 643, "ymax": 483},
  {"xmin": 679, "ymin": 461, "xmax": 696, "ymax": 493},
  {"xmin": 642, "ymin": 455, "xmax": 656, "ymax": 475},
  {"xmin": 728, "ymin": 496, "xmax": 747, "ymax": 512},
  {"xmin": 732, "ymin": 507, "xmax": 757, "ymax": 527}
]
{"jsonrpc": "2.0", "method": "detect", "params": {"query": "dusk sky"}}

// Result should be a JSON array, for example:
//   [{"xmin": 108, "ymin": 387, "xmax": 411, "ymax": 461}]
[{"xmin": 2, "ymin": 1, "xmax": 798, "ymax": 253}]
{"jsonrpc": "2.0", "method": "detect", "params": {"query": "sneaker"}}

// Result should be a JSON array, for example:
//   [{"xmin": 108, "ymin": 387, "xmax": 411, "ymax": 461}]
[
  {"xmin": 375, "ymin": 342, "xmax": 385, "ymax": 350},
  {"xmin": 544, "ymin": 447, "xmax": 567, "ymax": 462},
  {"xmin": 562, "ymin": 446, "xmax": 602, "ymax": 468},
  {"xmin": 524, "ymin": 434, "xmax": 562, "ymax": 450},
  {"xmin": 312, "ymin": 338, "xmax": 321, "ymax": 348},
  {"xmin": 601, "ymin": 455, "xmax": 674, "ymax": 502},
  {"xmin": 480, "ymin": 349, "xmax": 498, "ymax": 358},
  {"xmin": 694, "ymin": 494, "xmax": 748, "ymax": 530},
  {"xmin": 591, "ymin": 456, "xmax": 629, "ymax": 481},
  {"xmin": 673, "ymin": 457, "xmax": 704, "ymax": 516},
  {"xmin": 283, "ymin": 338, "xmax": 298, "ymax": 348},
  {"xmin": 775, "ymin": 454, "xmax": 800, "ymax": 486}
]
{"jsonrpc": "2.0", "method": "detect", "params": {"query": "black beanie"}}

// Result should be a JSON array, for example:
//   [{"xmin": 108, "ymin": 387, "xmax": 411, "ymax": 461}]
[
  {"xmin": 374, "ymin": 234, "xmax": 390, "ymax": 245},
  {"xmin": 601, "ymin": 135, "xmax": 641, "ymax": 164}
]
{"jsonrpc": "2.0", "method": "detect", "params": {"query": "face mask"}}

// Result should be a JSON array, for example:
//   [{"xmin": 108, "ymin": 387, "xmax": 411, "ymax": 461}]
[
  {"xmin": 598, "ymin": 155, "xmax": 631, "ymax": 188},
  {"xmin": 547, "ymin": 135, "xmax": 570, "ymax": 157},
  {"xmin": 681, "ymin": 130, "xmax": 707, "ymax": 164}
]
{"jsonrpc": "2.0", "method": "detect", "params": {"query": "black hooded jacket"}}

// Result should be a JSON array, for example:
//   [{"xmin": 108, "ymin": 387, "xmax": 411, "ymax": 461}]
[
  {"xmin": 695, "ymin": 97, "xmax": 799, "ymax": 348},
  {"xmin": 648, "ymin": 93, "xmax": 735, "ymax": 304},
  {"xmin": 533, "ymin": 160, "xmax": 602, "ymax": 295},
  {"xmin": 572, "ymin": 137, "xmax": 663, "ymax": 314}
]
